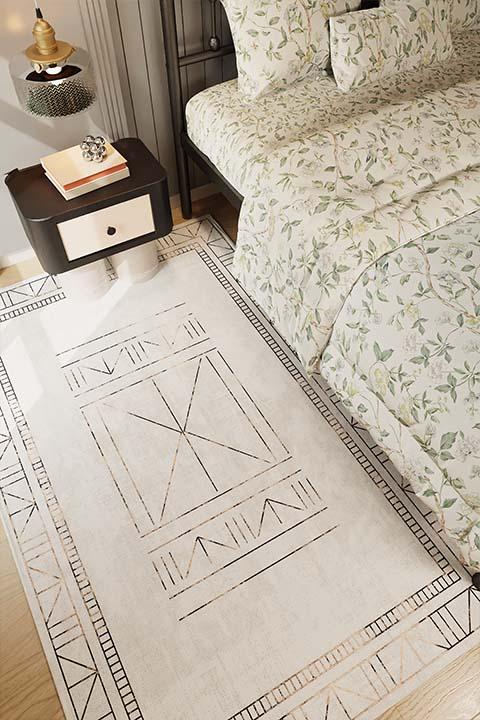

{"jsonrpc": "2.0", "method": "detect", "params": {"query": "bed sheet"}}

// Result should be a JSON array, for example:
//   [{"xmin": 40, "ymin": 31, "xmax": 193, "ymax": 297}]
[
  {"xmin": 186, "ymin": 32, "xmax": 480, "ymax": 197},
  {"xmin": 231, "ymin": 30, "xmax": 480, "ymax": 373},
  {"xmin": 188, "ymin": 31, "xmax": 480, "ymax": 573}
]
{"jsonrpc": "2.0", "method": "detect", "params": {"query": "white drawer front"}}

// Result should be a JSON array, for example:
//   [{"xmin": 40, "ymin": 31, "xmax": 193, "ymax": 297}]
[{"xmin": 57, "ymin": 194, "xmax": 155, "ymax": 261}]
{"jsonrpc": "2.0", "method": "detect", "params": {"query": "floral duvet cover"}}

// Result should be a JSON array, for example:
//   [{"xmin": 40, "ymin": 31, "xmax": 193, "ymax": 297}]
[
  {"xmin": 229, "ymin": 32, "xmax": 480, "ymax": 572},
  {"xmin": 320, "ymin": 214, "xmax": 480, "ymax": 573},
  {"xmin": 231, "ymin": 66, "xmax": 480, "ymax": 374}
]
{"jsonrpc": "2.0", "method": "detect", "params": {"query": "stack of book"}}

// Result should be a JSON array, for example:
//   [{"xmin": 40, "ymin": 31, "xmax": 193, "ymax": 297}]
[{"xmin": 41, "ymin": 142, "xmax": 130, "ymax": 200}]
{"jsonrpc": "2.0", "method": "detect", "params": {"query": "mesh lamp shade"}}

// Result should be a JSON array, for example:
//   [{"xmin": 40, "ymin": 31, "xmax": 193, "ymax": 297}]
[
  {"xmin": 9, "ymin": 5, "xmax": 96, "ymax": 119},
  {"xmin": 10, "ymin": 48, "xmax": 96, "ymax": 118}
]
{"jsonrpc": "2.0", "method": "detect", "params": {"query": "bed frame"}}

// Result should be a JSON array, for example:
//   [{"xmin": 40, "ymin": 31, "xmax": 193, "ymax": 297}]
[{"xmin": 160, "ymin": 0, "xmax": 243, "ymax": 219}]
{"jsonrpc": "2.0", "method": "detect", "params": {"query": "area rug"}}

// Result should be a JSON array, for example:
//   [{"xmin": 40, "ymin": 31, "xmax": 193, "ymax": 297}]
[{"xmin": 0, "ymin": 217, "xmax": 478, "ymax": 720}]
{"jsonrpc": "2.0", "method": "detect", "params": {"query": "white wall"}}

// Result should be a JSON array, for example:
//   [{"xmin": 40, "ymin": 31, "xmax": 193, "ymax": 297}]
[{"xmin": 0, "ymin": 0, "xmax": 105, "ymax": 262}]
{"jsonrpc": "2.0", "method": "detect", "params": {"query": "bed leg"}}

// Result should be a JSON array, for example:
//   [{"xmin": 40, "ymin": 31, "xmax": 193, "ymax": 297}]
[
  {"xmin": 159, "ymin": 0, "xmax": 192, "ymax": 220},
  {"xmin": 472, "ymin": 573, "xmax": 480, "ymax": 591},
  {"xmin": 178, "ymin": 150, "xmax": 192, "ymax": 220}
]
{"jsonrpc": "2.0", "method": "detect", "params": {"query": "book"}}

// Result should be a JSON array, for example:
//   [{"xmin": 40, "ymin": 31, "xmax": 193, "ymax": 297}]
[
  {"xmin": 44, "ymin": 165, "xmax": 130, "ymax": 200},
  {"xmin": 41, "ymin": 142, "xmax": 129, "ymax": 200}
]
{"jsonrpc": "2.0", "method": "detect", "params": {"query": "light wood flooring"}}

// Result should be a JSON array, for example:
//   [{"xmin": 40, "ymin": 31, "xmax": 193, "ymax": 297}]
[{"xmin": 0, "ymin": 194, "xmax": 478, "ymax": 720}]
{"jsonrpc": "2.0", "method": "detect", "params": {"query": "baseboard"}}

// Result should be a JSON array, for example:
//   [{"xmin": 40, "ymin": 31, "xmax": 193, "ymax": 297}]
[
  {"xmin": 1, "ymin": 184, "xmax": 219, "ymax": 269},
  {"xmin": 0, "ymin": 247, "xmax": 36, "ymax": 269}
]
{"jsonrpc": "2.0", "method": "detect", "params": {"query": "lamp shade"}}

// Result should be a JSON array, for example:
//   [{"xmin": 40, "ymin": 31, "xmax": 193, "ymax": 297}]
[
  {"xmin": 9, "ymin": 6, "xmax": 96, "ymax": 118},
  {"xmin": 10, "ymin": 47, "xmax": 96, "ymax": 118}
]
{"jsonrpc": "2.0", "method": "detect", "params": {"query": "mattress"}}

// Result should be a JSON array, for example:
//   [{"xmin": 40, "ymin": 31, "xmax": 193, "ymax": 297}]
[{"xmin": 186, "ymin": 31, "xmax": 480, "ymax": 197}]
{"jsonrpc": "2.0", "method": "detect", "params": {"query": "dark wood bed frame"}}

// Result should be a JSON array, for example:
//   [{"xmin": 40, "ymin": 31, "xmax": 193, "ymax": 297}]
[{"xmin": 160, "ymin": 0, "xmax": 243, "ymax": 219}]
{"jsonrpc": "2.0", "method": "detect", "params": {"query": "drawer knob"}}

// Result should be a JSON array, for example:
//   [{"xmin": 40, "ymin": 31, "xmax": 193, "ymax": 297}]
[{"xmin": 107, "ymin": 226, "xmax": 117, "ymax": 236}]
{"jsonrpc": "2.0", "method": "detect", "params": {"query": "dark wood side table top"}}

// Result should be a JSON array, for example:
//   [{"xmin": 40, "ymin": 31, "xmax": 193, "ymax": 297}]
[{"xmin": 6, "ymin": 138, "xmax": 167, "ymax": 223}]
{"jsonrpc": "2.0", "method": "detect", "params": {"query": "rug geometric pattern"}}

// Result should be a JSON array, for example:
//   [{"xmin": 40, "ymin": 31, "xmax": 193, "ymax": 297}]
[
  {"xmin": 281, "ymin": 586, "xmax": 480, "ymax": 720},
  {"xmin": 0, "ymin": 274, "xmax": 63, "ymax": 321},
  {"xmin": 67, "ymin": 307, "xmax": 335, "ymax": 619},
  {"xmin": 0, "ymin": 370, "xmax": 116, "ymax": 720},
  {"xmin": 82, "ymin": 347, "xmax": 289, "ymax": 523},
  {"xmin": 0, "ymin": 217, "xmax": 478, "ymax": 720}
]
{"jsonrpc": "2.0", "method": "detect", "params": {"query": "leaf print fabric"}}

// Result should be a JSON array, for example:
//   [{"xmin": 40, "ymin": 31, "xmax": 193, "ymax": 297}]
[
  {"xmin": 186, "ymin": 32, "xmax": 480, "ymax": 199},
  {"xmin": 330, "ymin": 0, "xmax": 453, "ymax": 92},
  {"xmin": 320, "ymin": 213, "xmax": 480, "ymax": 572},
  {"xmin": 231, "ymin": 73, "xmax": 480, "ymax": 375},
  {"xmin": 220, "ymin": 0, "xmax": 361, "ymax": 98},
  {"xmin": 448, "ymin": 0, "xmax": 479, "ymax": 30},
  {"xmin": 187, "ymin": 30, "xmax": 480, "ymax": 572},
  {"xmin": 383, "ymin": 0, "xmax": 480, "ymax": 29}
]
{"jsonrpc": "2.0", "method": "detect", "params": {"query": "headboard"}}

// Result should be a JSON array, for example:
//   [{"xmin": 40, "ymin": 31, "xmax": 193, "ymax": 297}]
[
  {"xmin": 160, "ymin": 0, "xmax": 241, "ymax": 217},
  {"xmin": 159, "ymin": 0, "xmax": 381, "ymax": 218}
]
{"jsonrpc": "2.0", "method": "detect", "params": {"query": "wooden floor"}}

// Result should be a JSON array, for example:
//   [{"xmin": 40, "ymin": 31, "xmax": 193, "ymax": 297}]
[{"xmin": 0, "ymin": 194, "xmax": 478, "ymax": 720}]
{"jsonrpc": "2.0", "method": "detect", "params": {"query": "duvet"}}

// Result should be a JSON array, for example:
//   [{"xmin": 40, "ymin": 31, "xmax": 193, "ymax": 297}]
[
  {"xmin": 232, "ymin": 75, "xmax": 480, "ymax": 373},
  {"xmin": 231, "ymin": 41, "xmax": 480, "ymax": 571},
  {"xmin": 321, "ymin": 215, "xmax": 480, "ymax": 573}
]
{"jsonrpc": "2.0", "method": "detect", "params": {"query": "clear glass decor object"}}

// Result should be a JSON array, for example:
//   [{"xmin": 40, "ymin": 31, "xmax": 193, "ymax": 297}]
[{"xmin": 9, "ymin": 48, "xmax": 96, "ymax": 118}]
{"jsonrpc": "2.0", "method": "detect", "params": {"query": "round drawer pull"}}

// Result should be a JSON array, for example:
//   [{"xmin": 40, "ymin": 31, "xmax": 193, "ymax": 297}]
[{"xmin": 107, "ymin": 226, "xmax": 117, "ymax": 236}]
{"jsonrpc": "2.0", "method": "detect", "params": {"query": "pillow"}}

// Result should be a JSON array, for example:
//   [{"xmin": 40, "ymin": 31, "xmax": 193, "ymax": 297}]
[
  {"xmin": 450, "ymin": 0, "xmax": 480, "ymax": 29},
  {"xmin": 383, "ymin": 0, "xmax": 480, "ymax": 30},
  {"xmin": 221, "ymin": 0, "xmax": 362, "ymax": 99},
  {"xmin": 330, "ymin": 0, "xmax": 453, "ymax": 92}
]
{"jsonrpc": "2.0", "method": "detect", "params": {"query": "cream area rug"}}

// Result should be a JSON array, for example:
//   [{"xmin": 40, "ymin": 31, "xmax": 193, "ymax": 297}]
[{"xmin": 0, "ymin": 217, "xmax": 478, "ymax": 720}]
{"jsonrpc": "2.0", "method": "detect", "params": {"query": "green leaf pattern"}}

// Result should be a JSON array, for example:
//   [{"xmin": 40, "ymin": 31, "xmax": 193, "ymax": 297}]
[
  {"xmin": 188, "ymin": 30, "xmax": 480, "ymax": 571},
  {"xmin": 320, "ymin": 213, "xmax": 480, "ymax": 572},
  {"xmin": 330, "ymin": 0, "xmax": 453, "ymax": 92},
  {"xmin": 447, "ymin": 0, "xmax": 480, "ymax": 30},
  {"xmin": 386, "ymin": 0, "xmax": 480, "ymax": 31},
  {"xmin": 231, "ymin": 33, "xmax": 480, "ymax": 377},
  {"xmin": 221, "ymin": 0, "xmax": 362, "ymax": 98},
  {"xmin": 197, "ymin": 31, "xmax": 480, "ymax": 573},
  {"xmin": 186, "ymin": 34, "xmax": 480, "ymax": 201}
]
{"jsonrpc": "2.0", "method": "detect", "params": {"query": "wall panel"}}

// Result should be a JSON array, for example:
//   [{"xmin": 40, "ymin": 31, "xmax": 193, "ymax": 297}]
[{"xmin": 110, "ymin": 0, "xmax": 236, "ymax": 194}]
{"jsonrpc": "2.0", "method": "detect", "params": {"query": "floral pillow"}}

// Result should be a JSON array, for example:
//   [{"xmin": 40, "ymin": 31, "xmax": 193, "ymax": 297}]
[
  {"xmin": 330, "ymin": 0, "xmax": 453, "ymax": 93},
  {"xmin": 221, "ymin": 0, "xmax": 362, "ymax": 99},
  {"xmin": 450, "ymin": 0, "xmax": 480, "ymax": 29},
  {"xmin": 383, "ymin": 0, "xmax": 480, "ymax": 30}
]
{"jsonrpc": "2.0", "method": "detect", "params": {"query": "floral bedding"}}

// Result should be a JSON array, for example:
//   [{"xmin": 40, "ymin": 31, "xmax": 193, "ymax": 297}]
[
  {"xmin": 225, "ymin": 30, "xmax": 480, "ymax": 572},
  {"xmin": 231, "ymin": 32, "xmax": 480, "ymax": 374},
  {"xmin": 188, "ymin": 31, "xmax": 480, "ymax": 572},
  {"xmin": 220, "ymin": 0, "xmax": 361, "ymax": 98},
  {"xmin": 383, "ymin": 0, "xmax": 480, "ymax": 31},
  {"xmin": 330, "ymin": 0, "xmax": 453, "ymax": 92},
  {"xmin": 320, "ymin": 213, "xmax": 480, "ymax": 572},
  {"xmin": 450, "ymin": 0, "xmax": 480, "ymax": 29},
  {"xmin": 186, "ymin": 32, "xmax": 480, "ymax": 197}
]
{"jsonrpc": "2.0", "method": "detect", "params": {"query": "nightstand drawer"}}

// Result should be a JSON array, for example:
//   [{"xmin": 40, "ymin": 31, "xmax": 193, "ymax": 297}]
[{"xmin": 57, "ymin": 194, "xmax": 155, "ymax": 261}]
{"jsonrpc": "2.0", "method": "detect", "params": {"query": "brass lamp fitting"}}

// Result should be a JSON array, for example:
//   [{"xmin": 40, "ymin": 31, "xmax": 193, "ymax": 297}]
[{"xmin": 25, "ymin": 14, "xmax": 74, "ymax": 70}]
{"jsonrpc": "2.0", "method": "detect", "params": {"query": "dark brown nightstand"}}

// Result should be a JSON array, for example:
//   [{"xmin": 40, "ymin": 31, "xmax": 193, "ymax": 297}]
[{"xmin": 5, "ymin": 138, "xmax": 173, "ymax": 277}]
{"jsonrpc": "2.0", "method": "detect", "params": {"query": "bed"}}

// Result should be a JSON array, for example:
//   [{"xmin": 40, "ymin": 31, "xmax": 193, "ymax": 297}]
[
  {"xmin": 160, "ymin": 0, "xmax": 480, "ymax": 584},
  {"xmin": 185, "ymin": 31, "xmax": 480, "ymax": 199}
]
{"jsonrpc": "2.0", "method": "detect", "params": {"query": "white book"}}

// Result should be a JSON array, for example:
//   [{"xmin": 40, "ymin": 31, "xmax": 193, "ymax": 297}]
[
  {"xmin": 45, "ymin": 165, "xmax": 130, "ymax": 200},
  {"xmin": 41, "ymin": 142, "xmax": 128, "ymax": 187}
]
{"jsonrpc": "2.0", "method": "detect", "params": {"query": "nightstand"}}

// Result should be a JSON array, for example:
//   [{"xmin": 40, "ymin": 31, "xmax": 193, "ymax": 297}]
[{"xmin": 5, "ymin": 138, "xmax": 173, "ymax": 296}]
